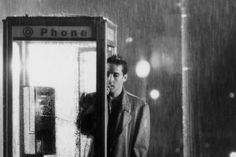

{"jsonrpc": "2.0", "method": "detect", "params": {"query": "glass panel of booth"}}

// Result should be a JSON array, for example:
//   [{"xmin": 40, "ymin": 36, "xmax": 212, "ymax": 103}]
[{"xmin": 12, "ymin": 40, "xmax": 96, "ymax": 157}]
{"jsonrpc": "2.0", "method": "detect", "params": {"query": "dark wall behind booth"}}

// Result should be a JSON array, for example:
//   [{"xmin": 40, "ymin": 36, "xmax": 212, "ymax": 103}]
[
  {"xmin": 185, "ymin": 1, "xmax": 236, "ymax": 157},
  {"xmin": 0, "ymin": 0, "xmax": 182, "ymax": 157}
]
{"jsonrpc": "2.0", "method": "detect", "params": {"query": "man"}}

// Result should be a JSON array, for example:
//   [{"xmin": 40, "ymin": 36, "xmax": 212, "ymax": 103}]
[{"xmin": 78, "ymin": 55, "xmax": 150, "ymax": 157}]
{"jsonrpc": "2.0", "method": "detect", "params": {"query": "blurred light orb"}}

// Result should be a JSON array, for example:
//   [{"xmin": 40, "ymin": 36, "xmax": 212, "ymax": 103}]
[
  {"xmin": 229, "ymin": 92, "xmax": 235, "ymax": 99},
  {"xmin": 150, "ymin": 89, "xmax": 160, "ymax": 100},
  {"xmin": 126, "ymin": 37, "xmax": 133, "ymax": 43},
  {"xmin": 204, "ymin": 143, "xmax": 210, "ymax": 148},
  {"xmin": 229, "ymin": 152, "xmax": 236, "ymax": 157},
  {"xmin": 135, "ymin": 60, "xmax": 150, "ymax": 78}
]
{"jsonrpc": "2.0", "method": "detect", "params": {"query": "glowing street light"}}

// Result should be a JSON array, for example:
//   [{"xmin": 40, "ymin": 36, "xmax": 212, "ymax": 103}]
[
  {"xmin": 229, "ymin": 92, "xmax": 235, "ymax": 99},
  {"xmin": 150, "ymin": 89, "xmax": 160, "ymax": 100},
  {"xmin": 135, "ymin": 60, "xmax": 150, "ymax": 78},
  {"xmin": 230, "ymin": 152, "xmax": 236, "ymax": 157}
]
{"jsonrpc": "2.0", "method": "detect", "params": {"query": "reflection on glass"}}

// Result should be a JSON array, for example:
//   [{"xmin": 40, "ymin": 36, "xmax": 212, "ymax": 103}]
[
  {"xmin": 12, "ymin": 42, "xmax": 20, "ymax": 157},
  {"xmin": 12, "ymin": 41, "xmax": 96, "ymax": 157}
]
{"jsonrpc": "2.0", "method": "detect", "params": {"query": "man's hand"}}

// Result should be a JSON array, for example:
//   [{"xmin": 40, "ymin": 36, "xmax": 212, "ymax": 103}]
[
  {"xmin": 79, "ymin": 92, "xmax": 96, "ymax": 114},
  {"xmin": 107, "ymin": 85, "xmax": 111, "ymax": 95}
]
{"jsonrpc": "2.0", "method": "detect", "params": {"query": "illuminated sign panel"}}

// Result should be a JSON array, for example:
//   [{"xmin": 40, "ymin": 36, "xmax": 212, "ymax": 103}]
[{"xmin": 12, "ymin": 26, "xmax": 93, "ymax": 39}]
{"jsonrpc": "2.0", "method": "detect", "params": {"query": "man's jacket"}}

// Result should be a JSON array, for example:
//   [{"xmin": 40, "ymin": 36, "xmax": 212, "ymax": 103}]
[{"xmin": 78, "ymin": 89, "xmax": 150, "ymax": 157}]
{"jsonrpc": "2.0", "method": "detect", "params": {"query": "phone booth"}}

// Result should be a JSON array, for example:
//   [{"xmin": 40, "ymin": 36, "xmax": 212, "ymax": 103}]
[{"xmin": 3, "ymin": 16, "xmax": 117, "ymax": 157}]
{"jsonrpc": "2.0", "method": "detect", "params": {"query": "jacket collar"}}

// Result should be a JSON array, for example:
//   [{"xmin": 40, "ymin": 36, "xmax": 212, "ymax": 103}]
[{"xmin": 120, "ymin": 88, "xmax": 131, "ymax": 113}]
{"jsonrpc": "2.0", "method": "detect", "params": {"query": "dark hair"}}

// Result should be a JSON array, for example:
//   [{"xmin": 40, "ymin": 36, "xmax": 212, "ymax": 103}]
[{"xmin": 107, "ymin": 55, "xmax": 128, "ymax": 75}]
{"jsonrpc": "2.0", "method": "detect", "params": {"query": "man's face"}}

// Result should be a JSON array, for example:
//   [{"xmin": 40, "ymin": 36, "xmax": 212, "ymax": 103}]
[{"xmin": 107, "ymin": 63, "xmax": 127, "ymax": 97}]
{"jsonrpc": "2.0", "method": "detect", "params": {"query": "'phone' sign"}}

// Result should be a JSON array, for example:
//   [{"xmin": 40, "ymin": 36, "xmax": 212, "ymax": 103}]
[{"xmin": 12, "ymin": 26, "xmax": 93, "ymax": 39}]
